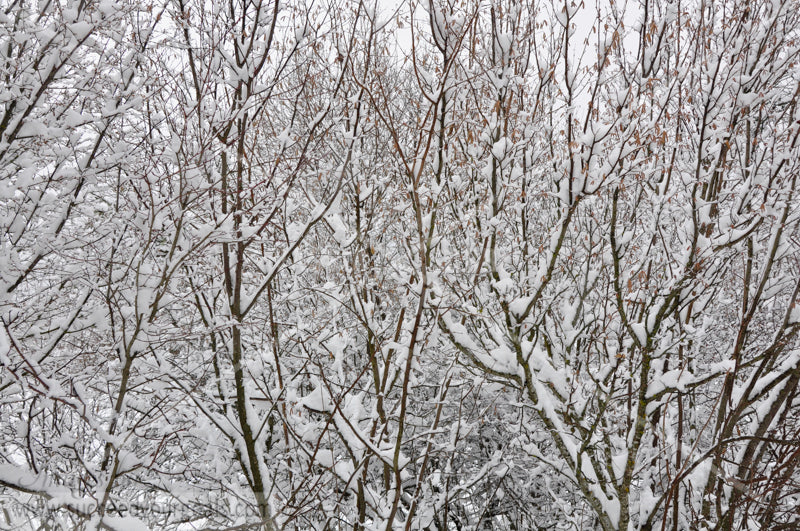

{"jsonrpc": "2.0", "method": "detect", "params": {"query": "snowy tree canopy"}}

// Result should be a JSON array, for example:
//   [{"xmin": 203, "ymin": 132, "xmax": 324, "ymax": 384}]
[{"xmin": 1, "ymin": 0, "xmax": 800, "ymax": 529}]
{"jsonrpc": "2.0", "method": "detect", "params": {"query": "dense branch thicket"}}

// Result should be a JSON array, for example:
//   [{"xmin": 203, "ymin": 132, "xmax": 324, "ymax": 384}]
[{"xmin": 1, "ymin": 0, "xmax": 799, "ymax": 529}]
